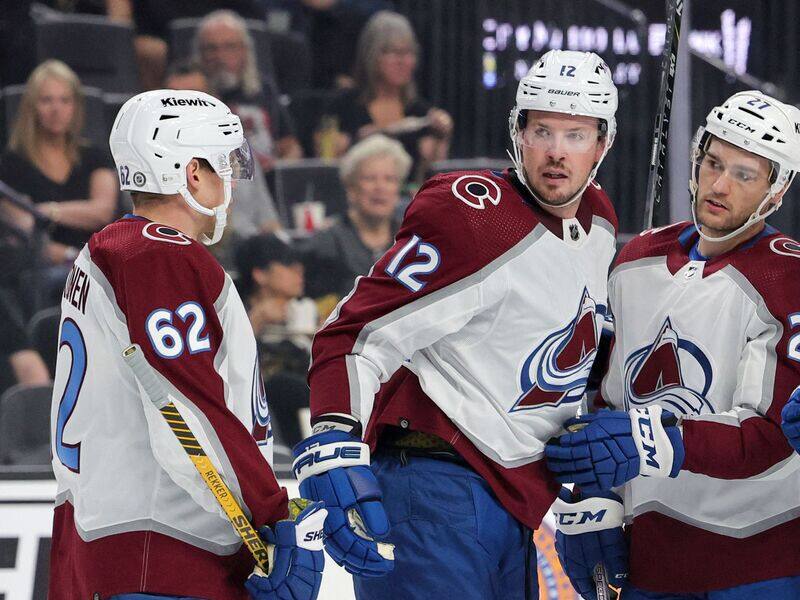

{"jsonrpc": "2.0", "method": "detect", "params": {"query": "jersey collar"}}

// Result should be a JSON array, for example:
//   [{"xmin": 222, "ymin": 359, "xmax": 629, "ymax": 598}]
[{"xmin": 505, "ymin": 168, "xmax": 593, "ymax": 241}]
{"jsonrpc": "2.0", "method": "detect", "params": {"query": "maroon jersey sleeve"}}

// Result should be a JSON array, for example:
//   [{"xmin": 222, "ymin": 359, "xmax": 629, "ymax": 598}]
[
  {"xmin": 92, "ymin": 227, "xmax": 288, "ymax": 527},
  {"xmin": 309, "ymin": 171, "xmax": 530, "ymax": 422},
  {"xmin": 681, "ymin": 238, "xmax": 800, "ymax": 479}
]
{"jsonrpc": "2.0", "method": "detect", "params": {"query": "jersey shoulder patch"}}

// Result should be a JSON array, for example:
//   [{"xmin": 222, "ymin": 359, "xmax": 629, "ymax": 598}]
[
  {"xmin": 89, "ymin": 218, "xmax": 225, "ymax": 311},
  {"xmin": 405, "ymin": 170, "xmax": 535, "ymax": 264},
  {"xmin": 730, "ymin": 231, "xmax": 800, "ymax": 304},
  {"xmin": 413, "ymin": 170, "xmax": 511, "ymax": 213}
]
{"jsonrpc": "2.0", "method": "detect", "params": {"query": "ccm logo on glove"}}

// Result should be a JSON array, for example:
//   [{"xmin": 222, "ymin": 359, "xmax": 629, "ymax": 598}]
[
  {"xmin": 636, "ymin": 414, "xmax": 661, "ymax": 469},
  {"xmin": 557, "ymin": 508, "xmax": 610, "ymax": 527}
]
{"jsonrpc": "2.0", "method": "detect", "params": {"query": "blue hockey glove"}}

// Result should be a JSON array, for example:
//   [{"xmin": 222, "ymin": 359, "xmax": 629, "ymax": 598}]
[
  {"xmin": 545, "ymin": 406, "xmax": 684, "ymax": 493},
  {"xmin": 245, "ymin": 499, "xmax": 327, "ymax": 600},
  {"xmin": 292, "ymin": 430, "xmax": 394, "ymax": 577},
  {"xmin": 781, "ymin": 386, "xmax": 800, "ymax": 454},
  {"xmin": 552, "ymin": 487, "xmax": 628, "ymax": 600}
]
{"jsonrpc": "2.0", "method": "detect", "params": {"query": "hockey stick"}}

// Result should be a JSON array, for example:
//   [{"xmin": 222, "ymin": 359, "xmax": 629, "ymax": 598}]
[
  {"xmin": 643, "ymin": 0, "xmax": 685, "ymax": 231},
  {"xmin": 122, "ymin": 343, "xmax": 272, "ymax": 572}
]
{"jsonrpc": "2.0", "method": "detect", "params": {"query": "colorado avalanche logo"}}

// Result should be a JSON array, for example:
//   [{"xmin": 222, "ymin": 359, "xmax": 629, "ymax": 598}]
[
  {"xmin": 624, "ymin": 317, "xmax": 713, "ymax": 416},
  {"xmin": 511, "ymin": 288, "xmax": 601, "ymax": 412},
  {"xmin": 251, "ymin": 357, "xmax": 272, "ymax": 445}
]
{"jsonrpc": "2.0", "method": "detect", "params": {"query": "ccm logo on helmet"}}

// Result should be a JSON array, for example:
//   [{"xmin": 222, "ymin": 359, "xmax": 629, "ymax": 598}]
[
  {"xmin": 547, "ymin": 89, "xmax": 580, "ymax": 97},
  {"xmin": 726, "ymin": 118, "xmax": 756, "ymax": 134},
  {"xmin": 160, "ymin": 97, "xmax": 216, "ymax": 108}
]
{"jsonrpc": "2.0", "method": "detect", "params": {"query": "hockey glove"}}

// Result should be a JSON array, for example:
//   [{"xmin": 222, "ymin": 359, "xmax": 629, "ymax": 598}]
[
  {"xmin": 545, "ymin": 406, "xmax": 685, "ymax": 493},
  {"xmin": 292, "ymin": 430, "xmax": 394, "ymax": 577},
  {"xmin": 552, "ymin": 487, "xmax": 627, "ymax": 600},
  {"xmin": 781, "ymin": 386, "xmax": 800, "ymax": 454},
  {"xmin": 245, "ymin": 499, "xmax": 327, "ymax": 600}
]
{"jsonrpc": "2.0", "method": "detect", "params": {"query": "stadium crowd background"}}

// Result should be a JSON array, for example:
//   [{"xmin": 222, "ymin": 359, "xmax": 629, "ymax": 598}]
[{"xmin": 0, "ymin": 0, "xmax": 798, "ymax": 470}]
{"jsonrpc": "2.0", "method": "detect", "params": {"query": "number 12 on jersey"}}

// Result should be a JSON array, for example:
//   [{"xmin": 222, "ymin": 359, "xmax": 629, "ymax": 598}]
[{"xmin": 385, "ymin": 234, "xmax": 441, "ymax": 292}]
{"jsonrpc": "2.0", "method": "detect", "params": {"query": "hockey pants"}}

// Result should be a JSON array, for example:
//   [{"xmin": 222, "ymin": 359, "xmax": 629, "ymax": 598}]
[
  {"xmin": 354, "ymin": 452, "xmax": 538, "ymax": 600},
  {"xmin": 622, "ymin": 574, "xmax": 800, "ymax": 599}
]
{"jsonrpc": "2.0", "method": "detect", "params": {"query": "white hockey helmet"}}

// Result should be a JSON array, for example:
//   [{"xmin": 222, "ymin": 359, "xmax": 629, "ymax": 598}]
[
  {"xmin": 509, "ymin": 50, "xmax": 619, "ymax": 208},
  {"xmin": 109, "ymin": 90, "xmax": 254, "ymax": 245},
  {"xmin": 690, "ymin": 90, "xmax": 800, "ymax": 242}
]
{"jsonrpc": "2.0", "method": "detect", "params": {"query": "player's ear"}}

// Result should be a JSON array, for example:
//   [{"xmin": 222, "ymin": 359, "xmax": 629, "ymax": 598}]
[
  {"xmin": 185, "ymin": 159, "xmax": 202, "ymax": 190},
  {"xmin": 594, "ymin": 136, "xmax": 606, "ymax": 162}
]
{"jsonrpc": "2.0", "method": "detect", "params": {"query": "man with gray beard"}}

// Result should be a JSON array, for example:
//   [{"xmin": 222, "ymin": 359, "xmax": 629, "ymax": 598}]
[{"xmin": 194, "ymin": 10, "xmax": 303, "ymax": 171}]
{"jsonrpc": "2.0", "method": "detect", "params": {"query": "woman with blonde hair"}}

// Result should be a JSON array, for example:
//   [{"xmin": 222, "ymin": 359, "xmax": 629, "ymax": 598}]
[
  {"xmin": 316, "ymin": 11, "xmax": 453, "ymax": 182},
  {"xmin": 0, "ymin": 59, "xmax": 117, "ymax": 264}
]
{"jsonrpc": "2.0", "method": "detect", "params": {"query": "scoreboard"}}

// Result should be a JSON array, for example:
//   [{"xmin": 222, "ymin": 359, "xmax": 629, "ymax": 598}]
[{"xmin": 480, "ymin": 3, "xmax": 755, "ymax": 88}]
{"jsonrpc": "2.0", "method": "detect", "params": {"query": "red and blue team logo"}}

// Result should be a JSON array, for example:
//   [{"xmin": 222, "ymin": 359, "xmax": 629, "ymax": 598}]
[
  {"xmin": 251, "ymin": 357, "xmax": 272, "ymax": 445},
  {"xmin": 624, "ymin": 317, "xmax": 714, "ymax": 416},
  {"xmin": 511, "ymin": 288, "xmax": 602, "ymax": 412}
]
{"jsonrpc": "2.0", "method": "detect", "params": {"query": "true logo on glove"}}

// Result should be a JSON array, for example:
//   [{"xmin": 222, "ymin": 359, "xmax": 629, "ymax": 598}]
[{"xmin": 293, "ymin": 445, "xmax": 363, "ymax": 478}]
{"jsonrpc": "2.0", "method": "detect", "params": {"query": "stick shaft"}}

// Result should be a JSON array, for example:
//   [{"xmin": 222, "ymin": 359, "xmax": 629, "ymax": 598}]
[
  {"xmin": 594, "ymin": 563, "xmax": 610, "ymax": 600},
  {"xmin": 643, "ymin": 0, "xmax": 685, "ymax": 230},
  {"xmin": 122, "ymin": 344, "xmax": 271, "ymax": 572}
]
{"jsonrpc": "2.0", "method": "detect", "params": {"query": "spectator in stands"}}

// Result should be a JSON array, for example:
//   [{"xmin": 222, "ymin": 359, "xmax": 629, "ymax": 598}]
[
  {"xmin": 0, "ymin": 235, "xmax": 50, "ymax": 394},
  {"xmin": 193, "ymin": 10, "xmax": 303, "ymax": 172},
  {"xmin": 236, "ymin": 233, "xmax": 317, "ymax": 370},
  {"xmin": 164, "ymin": 59, "xmax": 210, "ymax": 93},
  {"xmin": 263, "ymin": 0, "xmax": 391, "ymax": 90},
  {"xmin": 316, "ymin": 11, "xmax": 452, "ymax": 182},
  {"xmin": 300, "ymin": 134, "xmax": 410, "ymax": 307},
  {"xmin": 235, "ymin": 232, "xmax": 317, "ymax": 447},
  {"xmin": 0, "ymin": 60, "xmax": 117, "ymax": 266},
  {"xmin": 132, "ymin": 0, "xmax": 264, "ymax": 90},
  {"xmin": 0, "ymin": 303, "xmax": 51, "ymax": 393},
  {"xmin": 165, "ymin": 60, "xmax": 282, "ymax": 240}
]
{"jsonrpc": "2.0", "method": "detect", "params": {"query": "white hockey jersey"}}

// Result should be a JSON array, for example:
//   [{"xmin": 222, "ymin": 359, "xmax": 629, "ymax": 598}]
[
  {"xmin": 309, "ymin": 169, "xmax": 619, "ymax": 528},
  {"xmin": 601, "ymin": 222, "xmax": 800, "ymax": 592},
  {"xmin": 49, "ymin": 216, "xmax": 287, "ymax": 600}
]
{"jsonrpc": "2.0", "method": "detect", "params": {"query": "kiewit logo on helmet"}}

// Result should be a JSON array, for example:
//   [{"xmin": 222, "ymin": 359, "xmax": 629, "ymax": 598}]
[
  {"xmin": 160, "ymin": 97, "xmax": 216, "ymax": 107},
  {"xmin": 547, "ymin": 89, "xmax": 580, "ymax": 97}
]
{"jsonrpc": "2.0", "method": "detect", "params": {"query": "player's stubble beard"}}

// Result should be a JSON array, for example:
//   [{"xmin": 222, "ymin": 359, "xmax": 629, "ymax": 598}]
[
  {"xmin": 528, "ymin": 159, "xmax": 591, "ymax": 206},
  {"xmin": 696, "ymin": 185, "xmax": 772, "ymax": 240}
]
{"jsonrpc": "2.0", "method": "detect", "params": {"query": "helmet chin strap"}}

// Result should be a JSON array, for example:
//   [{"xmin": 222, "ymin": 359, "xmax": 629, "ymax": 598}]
[
  {"xmin": 688, "ymin": 157, "xmax": 791, "ymax": 244},
  {"xmin": 178, "ymin": 178, "xmax": 232, "ymax": 245},
  {"xmin": 689, "ymin": 190, "xmax": 779, "ymax": 244}
]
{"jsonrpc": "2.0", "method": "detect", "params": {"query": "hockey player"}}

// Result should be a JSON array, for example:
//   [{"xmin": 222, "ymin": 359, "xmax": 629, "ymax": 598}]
[
  {"xmin": 48, "ymin": 90, "xmax": 325, "ymax": 600},
  {"xmin": 290, "ymin": 50, "xmax": 619, "ymax": 599},
  {"xmin": 546, "ymin": 90, "xmax": 800, "ymax": 598}
]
